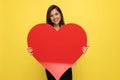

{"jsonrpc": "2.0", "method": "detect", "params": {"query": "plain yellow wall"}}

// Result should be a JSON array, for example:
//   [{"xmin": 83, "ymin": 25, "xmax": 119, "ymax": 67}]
[{"xmin": 0, "ymin": 0, "xmax": 120, "ymax": 80}]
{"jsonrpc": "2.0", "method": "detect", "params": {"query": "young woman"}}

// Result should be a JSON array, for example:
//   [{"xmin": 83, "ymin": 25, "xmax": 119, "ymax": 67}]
[{"xmin": 28, "ymin": 5, "xmax": 88, "ymax": 80}]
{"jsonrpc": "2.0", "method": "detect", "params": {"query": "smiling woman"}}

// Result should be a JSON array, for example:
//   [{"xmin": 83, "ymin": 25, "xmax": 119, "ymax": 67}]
[{"xmin": 27, "ymin": 4, "xmax": 88, "ymax": 80}]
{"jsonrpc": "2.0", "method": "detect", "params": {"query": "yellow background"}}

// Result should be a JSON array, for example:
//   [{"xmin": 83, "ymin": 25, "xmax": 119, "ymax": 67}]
[{"xmin": 0, "ymin": 0, "xmax": 120, "ymax": 80}]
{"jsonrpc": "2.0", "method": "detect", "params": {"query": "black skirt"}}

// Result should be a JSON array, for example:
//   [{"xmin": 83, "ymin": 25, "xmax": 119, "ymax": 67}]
[{"xmin": 46, "ymin": 68, "xmax": 72, "ymax": 80}]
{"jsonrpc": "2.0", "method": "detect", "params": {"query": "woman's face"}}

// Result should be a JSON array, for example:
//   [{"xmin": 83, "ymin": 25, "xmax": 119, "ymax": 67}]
[{"xmin": 50, "ymin": 9, "xmax": 61, "ymax": 25}]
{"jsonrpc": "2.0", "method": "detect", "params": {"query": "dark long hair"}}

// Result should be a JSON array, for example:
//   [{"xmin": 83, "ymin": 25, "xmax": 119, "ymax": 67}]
[{"xmin": 46, "ymin": 5, "xmax": 65, "ymax": 27}]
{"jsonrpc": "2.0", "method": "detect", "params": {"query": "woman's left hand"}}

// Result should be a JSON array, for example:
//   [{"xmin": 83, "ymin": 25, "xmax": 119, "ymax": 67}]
[{"xmin": 82, "ymin": 46, "xmax": 89, "ymax": 54}]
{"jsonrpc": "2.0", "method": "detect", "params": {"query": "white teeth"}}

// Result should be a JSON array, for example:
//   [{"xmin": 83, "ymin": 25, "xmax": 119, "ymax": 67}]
[
  {"xmin": 54, "ymin": 19, "xmax": 58, "ymax": 22},
  {"xmin": 54, "ymin": 20, "xmax": 57, "ymax": 22}
]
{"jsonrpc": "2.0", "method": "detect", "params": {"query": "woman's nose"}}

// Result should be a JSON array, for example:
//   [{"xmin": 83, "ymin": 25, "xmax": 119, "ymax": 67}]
[{"xmin": 53, "ymin": 15, "xmax": 57, "ymax": 19}]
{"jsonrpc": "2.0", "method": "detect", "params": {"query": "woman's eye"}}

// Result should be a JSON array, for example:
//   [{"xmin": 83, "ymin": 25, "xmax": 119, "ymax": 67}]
[
  {"xmin": 55, "ymin": 13, "xmax": 59, "ymax": 15},
  {"xmin": 50, "ymin": 15, "xmax": 53, "ymax": 17}
]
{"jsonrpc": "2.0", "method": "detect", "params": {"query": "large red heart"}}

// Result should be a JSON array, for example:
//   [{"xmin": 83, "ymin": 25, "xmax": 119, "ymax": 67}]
[{"xmin": 27, "ymin": 23, "xmax": 87, "ymax": 80}]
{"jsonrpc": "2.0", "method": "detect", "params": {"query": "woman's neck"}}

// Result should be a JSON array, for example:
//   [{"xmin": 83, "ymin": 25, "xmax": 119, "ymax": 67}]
[
  {"xmin": 54, "ymin": 24, "xmax": 59, "ymax": 27},
  {"xmin": 54, "ymin": 24, "xmax": 60, "ymax": 31}
]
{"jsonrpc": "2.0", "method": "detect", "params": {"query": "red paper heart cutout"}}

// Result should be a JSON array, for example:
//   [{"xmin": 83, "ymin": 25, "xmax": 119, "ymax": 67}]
[{"xmin": 27, "ymin": 23, "xmax": 87, "ymax": 80}]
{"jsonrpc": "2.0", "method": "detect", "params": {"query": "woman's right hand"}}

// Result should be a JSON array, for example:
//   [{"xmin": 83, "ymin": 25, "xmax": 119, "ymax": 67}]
[{"xmin": 27, "ymin": 47, "xmax": 33, "ymax": 55}]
